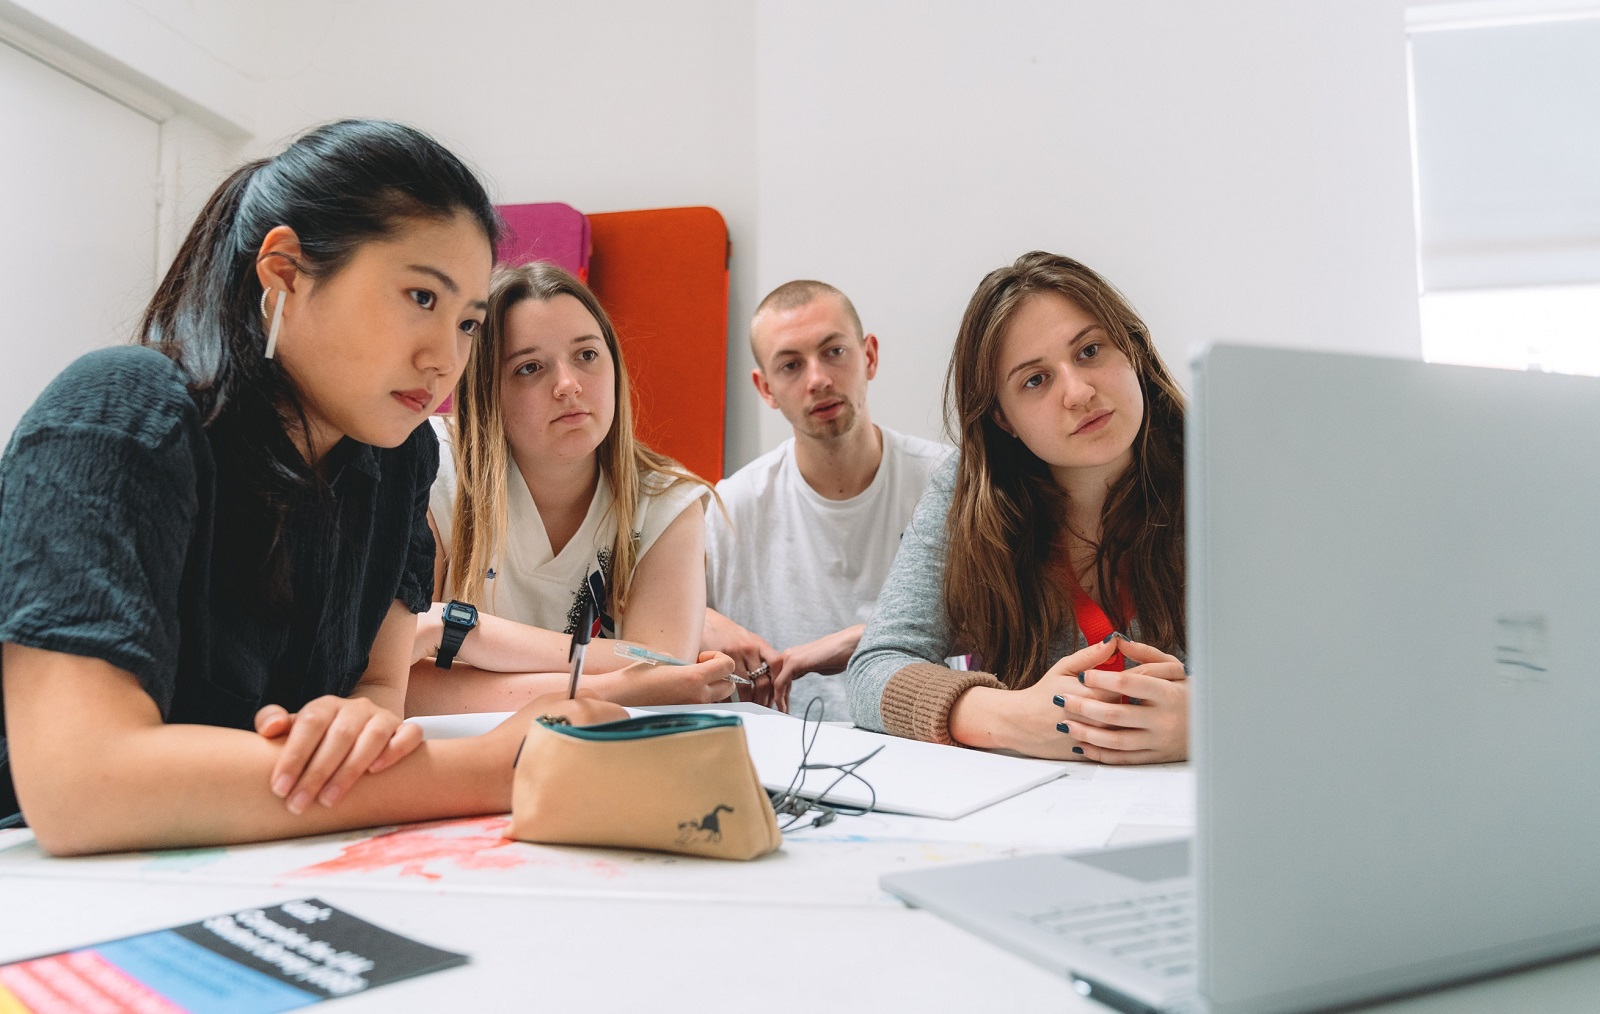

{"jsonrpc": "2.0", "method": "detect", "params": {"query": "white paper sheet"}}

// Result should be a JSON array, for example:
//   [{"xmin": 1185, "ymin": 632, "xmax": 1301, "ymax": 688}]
[
  {"xmin": 808, "ymin": 766, "xmax": 1130, "ymax": 849},
  {"xmin": 728, "ymin": 713, "xmax": 1072, "ymax": 819},
  {"xmin": 406, "ymin": 711, "xmax": 514, "ymax": 739}
]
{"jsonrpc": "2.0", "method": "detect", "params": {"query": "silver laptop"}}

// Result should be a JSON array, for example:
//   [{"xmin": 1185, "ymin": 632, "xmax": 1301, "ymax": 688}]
[{"xmin": 882, "ymin": 345, "xmax": 1600, "ymax": 1013}]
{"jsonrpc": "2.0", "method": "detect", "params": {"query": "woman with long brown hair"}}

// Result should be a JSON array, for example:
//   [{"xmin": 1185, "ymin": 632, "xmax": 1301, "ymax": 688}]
[
  {"xmin": 845, "ymin": 251, "xmax": 1188, "ymax": 762},
  {"xmin": 406, "ymin": 262, "xmax": 737, "ymax": 712}
]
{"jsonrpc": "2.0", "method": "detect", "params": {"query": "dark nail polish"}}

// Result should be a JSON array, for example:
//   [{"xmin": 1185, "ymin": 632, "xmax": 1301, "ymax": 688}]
[
  {"xmin": 1057, "ymin": 722, "xmax": 1071, "ymax": 734},
  {"xmin": 1128, "ymin": 698, "xmax": 1143, "ymax": 706},
  {"xmin": 1072, "ymin": 746, "xmax": 1085, "ymax": 755},
  {"xmin": 1102, "ymin": 631, "xmax": 1125, "ymax": 644},
  {"xmin": 1077, "ymin": 672, "xmax": 1086, "ymax": 684},
  {"xmin": 1052, "ymin": 695, "xmax": 1066, "ymax": 707}
]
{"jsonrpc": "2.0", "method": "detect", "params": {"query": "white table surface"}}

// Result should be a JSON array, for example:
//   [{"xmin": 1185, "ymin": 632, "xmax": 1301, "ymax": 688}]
[
  {"xmin": 3, "ymin": 749, "xmax": 1599, "ymax": 1012},
  {"xmin": 0, "ymin": 757, "xmax": 1186, "ymax": 1013},
  {"xmin": 0, "ymin": 876, "xmax": 1080, "ymax": 1013}
]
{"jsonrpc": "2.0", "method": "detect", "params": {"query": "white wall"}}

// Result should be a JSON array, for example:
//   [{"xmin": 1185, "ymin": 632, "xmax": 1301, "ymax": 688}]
[
  {"xmin": 0, "ymin": 0, "xmax": 252, "ymax": 432},
  {"xmin": 7, "ymin": 0, "xmax": 1459, "ymax": 468},
  {"xmin": 756, "ymin": 0, "xmax": 1436, "ymax": 449},
  {"xmin": 0, "ymin": 39, "xmax": 160, "ymax": 442},
  {"xmin": 0, "ymin": 0, "xmax": 253, "ymax": 247},
  {"xmin": 0, "ymin": 0, "xmax": 253, "ymax": 133},
  {"xmin": 242, "ymin": 0, "xmax": 763, "ymax": 472},
  {"xmin": 3, "ymin": 0, "xmax": 763, "ymax": 471}
]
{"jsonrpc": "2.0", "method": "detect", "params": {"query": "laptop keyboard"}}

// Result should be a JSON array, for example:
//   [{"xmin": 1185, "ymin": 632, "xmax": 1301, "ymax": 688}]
[{"xmin": 1017, "ymin": 886, "xmax": 1197, "ymax": 981}]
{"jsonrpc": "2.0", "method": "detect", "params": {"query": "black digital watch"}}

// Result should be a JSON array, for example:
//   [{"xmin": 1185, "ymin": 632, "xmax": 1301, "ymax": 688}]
[{"xmin": 434, "ymin": 599, "xmax": 479, "ymax": 669}]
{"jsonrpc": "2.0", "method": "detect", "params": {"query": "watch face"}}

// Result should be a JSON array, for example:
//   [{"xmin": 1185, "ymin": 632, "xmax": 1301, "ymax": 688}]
[{"xmin": 445, "ymin": 603, "xmax": 474, "ymax": 625}]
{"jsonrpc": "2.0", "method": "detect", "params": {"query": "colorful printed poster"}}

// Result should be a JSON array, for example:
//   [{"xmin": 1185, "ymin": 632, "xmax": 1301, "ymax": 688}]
[{"xmin": 0, "ymin": 898, "xmax": 466, "ymax": 1013}]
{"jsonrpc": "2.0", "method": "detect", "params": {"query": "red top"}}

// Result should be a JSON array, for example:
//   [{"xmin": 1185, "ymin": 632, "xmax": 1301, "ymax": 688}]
[{"xmin": 1058, "ymin": 559, "xmax": 1126, "ymax": 672}]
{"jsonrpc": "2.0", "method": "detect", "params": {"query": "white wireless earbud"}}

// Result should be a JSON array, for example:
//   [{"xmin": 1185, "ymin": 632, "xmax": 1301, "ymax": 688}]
[{"xmin": 264, "ymin": 289, "xmax": 286, "ymax": 360}]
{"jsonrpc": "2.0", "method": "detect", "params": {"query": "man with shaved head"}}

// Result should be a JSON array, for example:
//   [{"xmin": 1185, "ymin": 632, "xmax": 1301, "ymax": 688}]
[{"xmin": 704, "ymin": 280, "xmax": 949, "ymax": 718}]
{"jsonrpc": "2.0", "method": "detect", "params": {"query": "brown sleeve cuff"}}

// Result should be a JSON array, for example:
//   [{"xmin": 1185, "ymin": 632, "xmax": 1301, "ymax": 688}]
[{"xmin": 880, "ymin": 663, "xmax": 1002, "ymax": 746}]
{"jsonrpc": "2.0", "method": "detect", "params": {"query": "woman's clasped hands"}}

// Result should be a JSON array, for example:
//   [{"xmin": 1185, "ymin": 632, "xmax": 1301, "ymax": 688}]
[{"xmin": 1025, "ymin": 634, "xmax": 1188, "ymax": 765}]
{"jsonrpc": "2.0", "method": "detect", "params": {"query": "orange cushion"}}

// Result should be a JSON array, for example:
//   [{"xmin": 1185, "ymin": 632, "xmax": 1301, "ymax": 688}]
[{"xmin": 586, "ymin": 207, "xmax": 729, "ymax": 482}]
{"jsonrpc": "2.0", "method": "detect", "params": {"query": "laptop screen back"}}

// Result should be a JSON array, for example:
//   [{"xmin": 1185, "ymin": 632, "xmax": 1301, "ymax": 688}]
[{"xmin": 1188, "ymin": 346, "xmax": 1600, "ymax": 1013}]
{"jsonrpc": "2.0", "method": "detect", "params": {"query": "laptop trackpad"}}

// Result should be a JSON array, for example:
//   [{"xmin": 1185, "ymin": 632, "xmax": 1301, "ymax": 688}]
[{"xmin": 1073, "ymin": 839, "xmax": 1191, "ymax": 882}]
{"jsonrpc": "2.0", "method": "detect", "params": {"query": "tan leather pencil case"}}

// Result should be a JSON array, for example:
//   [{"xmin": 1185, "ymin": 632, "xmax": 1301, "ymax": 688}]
[{"xmin": 509, "ymin": 712, "xmax": 782, "ymax": 861}]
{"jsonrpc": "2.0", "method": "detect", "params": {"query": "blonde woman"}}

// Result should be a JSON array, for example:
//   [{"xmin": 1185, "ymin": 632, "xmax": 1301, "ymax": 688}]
[{"xmin": 407, "ymin": 263, "xmax": 735, "ymax": 712}]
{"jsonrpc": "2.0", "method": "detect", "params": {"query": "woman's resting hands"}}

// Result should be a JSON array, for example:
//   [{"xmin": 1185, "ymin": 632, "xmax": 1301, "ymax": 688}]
[
  {"xmin": 255, "ymin": 690, "xmax": 627, "ymax": 813},
  {"xmin": 256, "ymin": 696, "xmax": 420, "ymax": 814}
]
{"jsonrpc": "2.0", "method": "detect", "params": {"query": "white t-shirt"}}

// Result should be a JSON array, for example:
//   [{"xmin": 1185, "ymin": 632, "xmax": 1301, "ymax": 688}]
[
  {"xmin": 705, "ymin": 426, "xmax": 951, "ymax": 718},
  {"xmin": 430, "ymin": 418, "xmax": 709, "ymax": 637}
]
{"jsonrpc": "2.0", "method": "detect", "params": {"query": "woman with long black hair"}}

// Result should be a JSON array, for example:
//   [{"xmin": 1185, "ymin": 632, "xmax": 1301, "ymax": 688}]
[{"xmin": 0, "ymin": 120, "xmax": 620, "ymax": 855}]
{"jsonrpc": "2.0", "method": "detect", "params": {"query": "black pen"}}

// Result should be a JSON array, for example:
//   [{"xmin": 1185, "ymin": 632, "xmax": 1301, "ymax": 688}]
[{"xmin": 567, "ymin": 595, "xmax": 597, "ymax": 699}]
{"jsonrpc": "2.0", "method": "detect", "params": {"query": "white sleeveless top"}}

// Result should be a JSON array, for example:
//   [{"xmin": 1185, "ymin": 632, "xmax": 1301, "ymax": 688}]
[{"xmin": 429, "ymin": 418, "xmax": 709, "ymax": 637}]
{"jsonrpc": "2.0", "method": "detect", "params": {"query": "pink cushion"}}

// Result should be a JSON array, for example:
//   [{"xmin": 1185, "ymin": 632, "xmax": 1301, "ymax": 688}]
[{"xmin": 438, "ymin": 203, "xmax": 593, "ymax": 414}]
